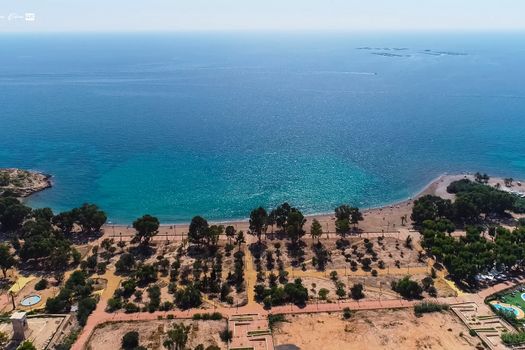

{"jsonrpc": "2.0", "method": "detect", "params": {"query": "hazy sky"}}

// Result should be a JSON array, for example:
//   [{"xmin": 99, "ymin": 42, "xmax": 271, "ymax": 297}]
[{"xmin": 2, "ymin": 0, "xmax": 525, "ymax": 32}]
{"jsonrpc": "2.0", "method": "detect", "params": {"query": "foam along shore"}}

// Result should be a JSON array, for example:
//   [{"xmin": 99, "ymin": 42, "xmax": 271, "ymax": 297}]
[
  {"xmin": 0, "ymin": 168, "xmax": 52, "ymax": 197},
  {"xmin": 103, "ymin": 173, "xmax": 523, "ymax": 238}
]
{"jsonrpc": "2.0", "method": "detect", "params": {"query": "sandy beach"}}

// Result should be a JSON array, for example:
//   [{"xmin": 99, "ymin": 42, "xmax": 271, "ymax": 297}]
[{"xmin": 102, "ymin": 173, "xmax": 504, "ymax": 239}]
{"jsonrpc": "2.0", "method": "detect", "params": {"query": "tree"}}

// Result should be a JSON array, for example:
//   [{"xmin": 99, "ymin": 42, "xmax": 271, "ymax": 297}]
[
  {"xmin": 163, "ymin": 323, "xmax": 191, "ymax": 350},
  {"xmin": 318, "ymin": 288, "xmax": 329, "ymax": 300},
  {"xmin": 335, "ymin": 205, "xmax": 352, "ymax": 221},
  {"xmin": 270, "ymin": 203, "xmax": 292, "ymax": 230},
  {"xmin": 132, "ymin": 214, "xmax": 160, "ymax": 246},
  {"xmin": 77, "ymin": 296, "xmax": 97, "ymax": 326},
  {"xmin": 32, "ymin": 207, "xmax": 54, "ymax": 222},
  {"xmin": 335, "ymin": 218, "xmax": 350, "ymax": 238},
  {"xmin": 208, "ymin": 224, "xmax": 224, "ymax": 248},
  {"xmin": 453, "ymin": 196, "xmax": 479, "ymax": 223},
  {"xmin": 411, "ymin": 195, "xmax": 452, "ymax": 226},
  {"xmin": 350, "ymin": 283, "xmax": 364, "ymax": 300},
  {"xmin": 474, "ymin": 172, "xmax": 489, "ymax": 184},
  {"xmin": 52, "ymin": 211, "xmax": 75, "ymax": 233},
  {"xmin": 361, "ymin": 257, "xmax": 372, "ymax": 270},
  {"xmin": 0, "ymin": 244, "xmax": 15, "ymax": 278},
  {"xmin": 71, "ymin": 203, "xmax": 107, "ymax": 233},
  {"xmin": 135, "ymin": 263, "xmax": 157, "ymax": 286},
  {"xmin": 18, "ymin": 227, "xmax": 73, "ymax": 270},
  {"xmin": 188, "ymin": 216, "xmax": 209, "ymax": 248},
  {"xmin": 391, "ymin": 276, "xmax": 423, "ymax": 299},
  {"xmin": 310, "ymin": 219, "xmax": 323, "ymax": 243},
  {"xmin": 286, "ymin": 210, "xmax": 306, "ymax": 244},
  {"xmin": 17, "ymin": 340, "xmax": 36, "ymax": 350},
  {"xmin": 283, "ymin": 278, "xmax": 308, "ymax": 305},
  {"xmin": 0, "ymin": 202, "xmax": 31, "ymax": 232},
  {"xmin": 349, "ymin": 207, "xmax": 364, "ymax": 229},
  {"xmin": 336, "ymin": 282, "xmax": 346, "ymax": 299},
  {"xmin": 225, "ymin": 225, "xmax": 236, "ymax": 244},
  {"xmin": 175, "ymin": 283, "xmax": 202, "ymax": 309},
  {"xmin": 249, "ymin": 207, "xmax": 268, "ymax": 243},
  {"xmin": 235, "ymin": 231, "xmax": 245, "ymax": 252},
  {"xmin": 115, "ymin": 253, "xmax": 136, "ymax": 274},
  {"xmin": 122, "ymin": 331, "xmax": 139, "ymax": 350}
]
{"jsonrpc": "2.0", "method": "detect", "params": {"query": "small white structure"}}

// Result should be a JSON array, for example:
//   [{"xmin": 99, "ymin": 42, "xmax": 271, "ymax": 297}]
[{"xmin": 10, "ymin": 311, "xmax": 29, "ymax": 340}]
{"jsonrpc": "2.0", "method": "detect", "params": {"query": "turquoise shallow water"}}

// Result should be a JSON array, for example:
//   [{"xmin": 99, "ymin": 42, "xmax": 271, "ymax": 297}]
[{"xmin": 0, "ymin": 32, "xmax": 524, "ymax": 223}]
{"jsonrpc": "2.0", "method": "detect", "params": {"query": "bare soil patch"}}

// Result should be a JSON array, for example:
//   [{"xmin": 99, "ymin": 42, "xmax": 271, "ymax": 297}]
[
  {"xmin": 273, "ymin": 309, "xmax": 478, "ymax": 350},
  {"xmin": 87, "ymin": 319, "xmax": 227, "ymax": 350}
]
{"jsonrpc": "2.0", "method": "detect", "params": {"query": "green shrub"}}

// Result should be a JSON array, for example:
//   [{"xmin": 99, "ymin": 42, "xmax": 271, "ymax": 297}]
[
  {"xmin": 342, "ymin": 307, "xmax": 352, "ymax": 319},
  {"xmin": 502, "ymin": 332, "xmax": 525, "ymax": 345},
  {"xmin": 192, "ymin": 312, "xmax": 222, "ymax": 320},
  {"xmin": 268, "ymin": 314, "xmax": 286, "ymax": 330},
  {"xmin": 77, "ymin": 297, "xmax": 97, "ymax": 326},
  {"xmin": 124, "ymin": 302, "xmax": 140, "ymax": 313},
  {"xmin": 122, "ymin": 331, "xmax": 139, "ymax": 349},
  {"xmin": 34, "ymin": 279, "xmax": 48, "ymax": 291},
  {"xmin": 414, "ymin": 302, "xmax": 449, "ymax": 316},
  {"xmin": 219, "ymin": 329, "xmax": 233, "ymax": 342}
]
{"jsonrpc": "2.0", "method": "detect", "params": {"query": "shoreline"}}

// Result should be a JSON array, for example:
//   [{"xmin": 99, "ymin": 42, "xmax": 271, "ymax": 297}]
[
  {"xmin": 104, "ymin": 173, "xmax": 480, "ymax": 235},
  {"xmin": 0, "ymin": 168, "xmax": 52, "ymax": 198},
  {"xmin": 15, "ymin": 170, "xmax": 522, "ymax": 231}
]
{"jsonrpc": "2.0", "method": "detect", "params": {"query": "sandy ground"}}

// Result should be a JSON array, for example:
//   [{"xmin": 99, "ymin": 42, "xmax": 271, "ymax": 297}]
[
  {"xmin": 87, "ymin": 319, "xmax": 227, "ymax": 350},
  {"xmin": 0, "ymin": 316, "xmax": 66, "ymax": 350},
  {"xmin": 265, "ymin": 235, "xmax": 425, "ymax": 270},
  {"xmin": 299, "ymin": 272, "xmax": 456, "ymax": 302},
  {"xmin": 273, "ymin": 309, "xmax": 479, "ymax": 350}
]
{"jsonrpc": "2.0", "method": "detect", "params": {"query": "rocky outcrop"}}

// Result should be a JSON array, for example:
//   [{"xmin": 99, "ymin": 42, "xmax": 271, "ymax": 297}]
[{"xmin": 0, "ymin": 168, "xmax": 52, "ymax": 197}]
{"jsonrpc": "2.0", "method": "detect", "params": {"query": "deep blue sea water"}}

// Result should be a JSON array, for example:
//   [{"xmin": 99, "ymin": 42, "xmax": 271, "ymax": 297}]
[{"xmin": 1, "ymin": 32, "xmax": 524, "ymax": 223}]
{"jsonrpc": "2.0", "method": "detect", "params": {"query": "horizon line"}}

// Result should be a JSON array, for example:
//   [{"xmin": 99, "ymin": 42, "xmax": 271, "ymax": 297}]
[{"xmin": 2, "ymin": 28, "xmax": 525, "ymax": 35}]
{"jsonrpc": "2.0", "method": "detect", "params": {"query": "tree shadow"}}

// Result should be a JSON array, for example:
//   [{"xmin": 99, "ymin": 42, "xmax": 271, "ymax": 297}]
[
  {"xmin": 249, "ymin": 242, "xmax": 267, "ymax": 259},
  {"xmin": 128, "ymin": 244, "xmax": 156, "ymax": 260},
  {"xmin": 68, "ymin": 230, "xmax": 103, "ymax": 245},
  {"xmin": 286, "ymin": 240, "xmax": 306, "ymax": 267}
]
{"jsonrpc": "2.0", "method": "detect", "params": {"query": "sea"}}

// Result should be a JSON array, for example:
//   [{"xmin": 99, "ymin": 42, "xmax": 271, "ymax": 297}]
[{"xmin": 1, "ymin": 32, "xmax": 524, "ymax": 223}]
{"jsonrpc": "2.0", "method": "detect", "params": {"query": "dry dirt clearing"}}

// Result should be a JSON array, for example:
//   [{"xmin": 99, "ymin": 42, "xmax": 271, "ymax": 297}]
[
  {"xmin": 273, "ymin": 309, "xmax": 480, "ymax": 350},
  {"xmin": 87, "ymin": 319, "xmax": 227, "ymax": 350}
]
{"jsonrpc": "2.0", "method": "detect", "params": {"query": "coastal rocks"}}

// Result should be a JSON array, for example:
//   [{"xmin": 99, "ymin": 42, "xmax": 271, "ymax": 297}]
[{"xmin": 0, "ymin": 168, "xmax": 52, "ymax": 197}]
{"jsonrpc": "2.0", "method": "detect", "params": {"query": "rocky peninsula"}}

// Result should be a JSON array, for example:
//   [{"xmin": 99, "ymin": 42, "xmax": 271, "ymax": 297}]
[{"xmin": 0, "ymin": 168, "xmax": 52, "ymax": 197}]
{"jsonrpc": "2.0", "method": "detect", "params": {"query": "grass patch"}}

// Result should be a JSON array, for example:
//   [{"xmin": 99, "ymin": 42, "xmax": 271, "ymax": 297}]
[
  {"xmin": 192, "ymin": 312, "xmax": 223, "ymax": 320},
  {"xmin": 414, "ymin": 302, "xmax": 449, "ymax": 316},
  {"xmin": 268, "ymin": 314, "xmax": 287, "ymax": 330},
  {"xmin": 502, "ymin": 332, "xmax": 525, "ymax": 345}
]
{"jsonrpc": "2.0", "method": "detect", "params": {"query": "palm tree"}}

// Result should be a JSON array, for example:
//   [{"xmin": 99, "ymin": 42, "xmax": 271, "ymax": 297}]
[{"xmin": 163, "ymin": 323, "xmax": 191, "ymax": 350}]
